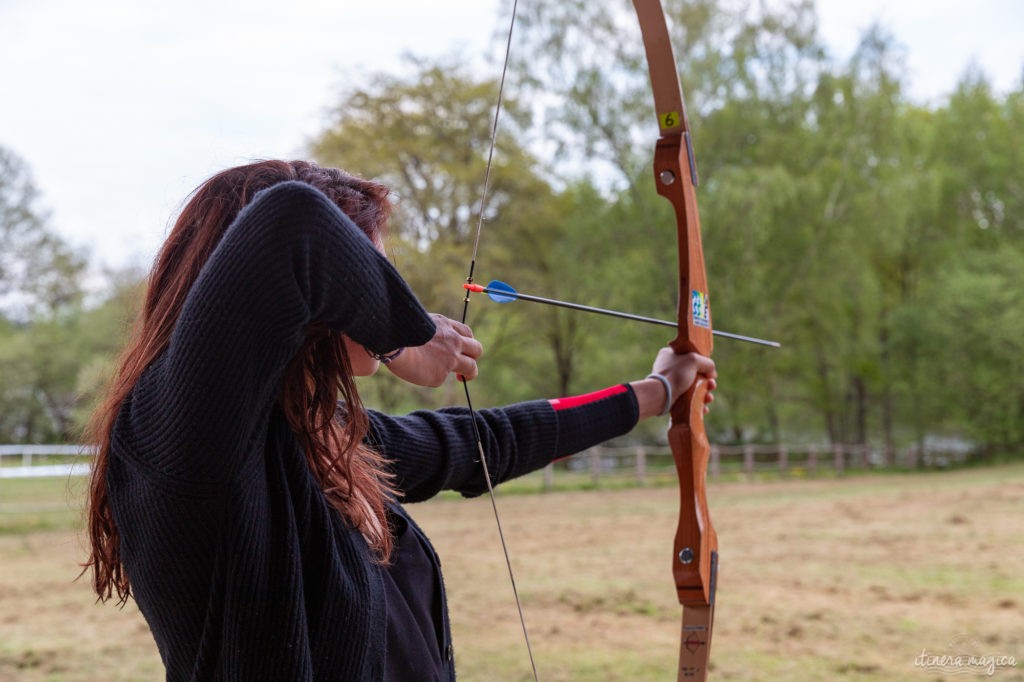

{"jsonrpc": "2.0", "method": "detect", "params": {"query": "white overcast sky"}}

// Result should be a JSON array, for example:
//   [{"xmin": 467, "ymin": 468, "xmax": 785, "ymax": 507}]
[{"xmin": 2, "ymin": 0, "xmax": 1021, "ymax": 273}]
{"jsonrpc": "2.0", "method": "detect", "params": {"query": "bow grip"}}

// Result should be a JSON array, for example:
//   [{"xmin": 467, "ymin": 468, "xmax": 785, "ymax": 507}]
[{"xmin": 669, "ymin": 378, "xmax": 718, "ymax": 607}]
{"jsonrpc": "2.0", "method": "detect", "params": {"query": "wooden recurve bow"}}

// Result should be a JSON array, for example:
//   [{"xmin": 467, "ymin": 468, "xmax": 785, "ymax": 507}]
[
  {"xmin": 633, "ymin": 2, "xmax": 719, "ymax": 679},
  {"xmin": 466, "ymin": 3, "xmax": 720, "ymax": 678}
]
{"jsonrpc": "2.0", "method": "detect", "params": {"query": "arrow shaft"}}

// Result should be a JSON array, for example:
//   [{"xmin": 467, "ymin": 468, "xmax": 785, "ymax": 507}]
[
  {"xmin": 501, "ymin": 288, "xmax": 675, "ymax": 326},
  {"xmin": 470, "ymin": 284, "xmax": 780, "ymax": 348}
]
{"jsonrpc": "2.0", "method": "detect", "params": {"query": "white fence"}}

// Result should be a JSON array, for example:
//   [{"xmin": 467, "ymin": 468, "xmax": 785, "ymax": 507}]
[
  {"xmin": 0, "ymin": 444, "xmax": 94, "ymax": 479},
  {"xmin": 0, "ymin": 439, "xmax": 972, "ymax": 484}
]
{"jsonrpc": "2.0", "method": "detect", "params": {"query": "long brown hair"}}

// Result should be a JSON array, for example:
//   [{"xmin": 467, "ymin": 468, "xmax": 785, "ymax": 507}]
[{"xmin": 84, "ymin": 160, "xmax": 398, "ymax": 604}]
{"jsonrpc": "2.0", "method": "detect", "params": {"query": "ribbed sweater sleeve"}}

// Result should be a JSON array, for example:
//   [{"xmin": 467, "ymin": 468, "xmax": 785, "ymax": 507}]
[
  {"xmin": 367, "ymin": 385, "xmax": 640, "ymax": 503},
  {"xmin": 120, "ymin": 181, "xmax": 435, "ymax": 485}
]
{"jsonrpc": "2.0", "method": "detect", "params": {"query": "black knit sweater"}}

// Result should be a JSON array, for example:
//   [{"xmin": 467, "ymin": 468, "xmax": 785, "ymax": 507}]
[{"xmin": 107, "ymin": 181, "xmax": 640, "ymax": 680}]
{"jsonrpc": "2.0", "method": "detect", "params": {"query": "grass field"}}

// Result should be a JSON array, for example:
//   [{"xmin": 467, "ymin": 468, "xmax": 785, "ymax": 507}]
[{"xmin": 1, "ymin": 465, "xmax": 1022, "ymax": 681}]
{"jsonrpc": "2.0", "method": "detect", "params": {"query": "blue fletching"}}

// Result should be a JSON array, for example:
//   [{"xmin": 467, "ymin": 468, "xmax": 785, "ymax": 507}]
[{"xmin": 486, "ymin": 280, "xmax": 519, "ymax": 304}]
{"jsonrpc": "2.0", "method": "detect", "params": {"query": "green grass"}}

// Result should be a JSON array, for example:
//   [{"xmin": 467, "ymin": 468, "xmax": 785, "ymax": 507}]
[{"xmin": 0, "ymin": 475, "xmax": 86, "ymax": 534}]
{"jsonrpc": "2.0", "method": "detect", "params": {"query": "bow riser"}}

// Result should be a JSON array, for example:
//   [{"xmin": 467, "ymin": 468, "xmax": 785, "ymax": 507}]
[
  {"xmin": 656, "ymin": 128, "xmax": 719, "ymax": 682},
  {"xmin": 654, "ymin": 132, "xmax": 717, "ymax": 604}
]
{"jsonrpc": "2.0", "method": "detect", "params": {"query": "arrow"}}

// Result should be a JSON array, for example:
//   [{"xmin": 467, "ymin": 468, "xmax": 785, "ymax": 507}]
[{"xmin": 464, "ymin": 280, "xmax": 780, "ymax": 348}]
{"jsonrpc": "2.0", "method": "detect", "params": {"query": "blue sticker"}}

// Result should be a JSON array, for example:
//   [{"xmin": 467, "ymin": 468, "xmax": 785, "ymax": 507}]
[{"xmin": 691, "ymin": 290, "xmax": 711, "ymax": 329}]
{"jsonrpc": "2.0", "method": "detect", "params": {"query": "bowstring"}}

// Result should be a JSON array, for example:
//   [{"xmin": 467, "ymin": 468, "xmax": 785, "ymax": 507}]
[{"xmin": 459, "ymin": 1, "xmax": 539, "ymax": 680}]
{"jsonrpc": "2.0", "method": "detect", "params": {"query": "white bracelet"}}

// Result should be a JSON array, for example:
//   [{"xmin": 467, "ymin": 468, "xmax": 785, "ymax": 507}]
[{"xmin": 646, "ymin": 373, "xmax": 672, "ymax": 416}]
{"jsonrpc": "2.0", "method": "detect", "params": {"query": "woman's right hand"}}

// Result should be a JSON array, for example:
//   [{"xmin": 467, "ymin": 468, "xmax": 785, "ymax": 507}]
[{"xmin": 385, "ymin": 314, "xmax": 483, "ymax": 387}]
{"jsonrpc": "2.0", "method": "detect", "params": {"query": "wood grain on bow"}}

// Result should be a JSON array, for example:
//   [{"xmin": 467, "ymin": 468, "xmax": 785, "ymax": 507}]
[{"xmin": 633, "ymin": 1, "xmax": 719, "ymax": 679}]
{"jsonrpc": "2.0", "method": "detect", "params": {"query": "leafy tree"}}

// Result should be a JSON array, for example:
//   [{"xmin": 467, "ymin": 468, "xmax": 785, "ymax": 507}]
[
  {"xmin": 0, "ymin": 146, "xmax": 86, "ymax": 319},
  {"xmin": 311, "ymin": 58, "xmax": 618, "ymax": 409},
  {"xmin": 0, "ymin": 146, "xmax": 134, "ymax": 442},
  {"xmin": 4, "ymin": 2, "xmax": 1021, "ymax": 462},
  {"xmin": 902, "ymin": 74, "xmax": 1024, "ymax": 456},
  {"xmin": 502, "ymin": 0, "xmax": 1024, "ymax": 459},
  {"xmin": 508, "ymin": 0, "xmax": 828, "ymax": 443}
]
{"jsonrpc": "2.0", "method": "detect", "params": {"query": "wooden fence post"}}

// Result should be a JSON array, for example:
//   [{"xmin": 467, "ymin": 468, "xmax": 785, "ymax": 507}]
[
  {"xmin": 635, "ymin": 446, "xmax": 647, "ymax": 486},
  {"xmin": 590, "ymin": 449, "xmax": 601, "ymax": 486},
  {"xmin": 778, "ymin": 444, "xmax": 788, "ymax": 474},
  {"xmin": 833, "ymin": 443, "xmax": 844, "ymax": 474},
  {"xmin": 743, "ymin": 444, "xmax": 754, "ymax": 477},
  {"xmin": 808, "ymin": 445, "xmax": 818, "ymax": 473},
  {"xmin": 710, "ymin": 445, "xmax": 720, "ymax": 479},
  {"xmin": 543, "ymin": 462, "xmax": 553, "ymax": 491}
]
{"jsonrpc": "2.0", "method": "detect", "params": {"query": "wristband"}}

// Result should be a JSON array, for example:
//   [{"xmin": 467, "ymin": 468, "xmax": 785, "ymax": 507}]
[
  {"xmin": 646, "ymin": 373, "xmax": 672, "ymax": 416},
  {"xmin": 369, "ymin": 347, "xmax": 405, "ymax": 365}
]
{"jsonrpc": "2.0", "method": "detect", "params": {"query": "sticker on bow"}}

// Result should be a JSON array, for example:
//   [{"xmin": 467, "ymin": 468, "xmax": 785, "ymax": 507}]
[{"xmin": 691, "ymin": 290, "xmax": 711, "ymax": 329}]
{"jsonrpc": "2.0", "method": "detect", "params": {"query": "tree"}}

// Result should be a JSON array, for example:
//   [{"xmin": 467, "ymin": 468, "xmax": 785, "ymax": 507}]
[
  {"xmin": 314, "ymin": 3, "xmax": 1024, "ymax": 459},
  {"xmin": 508, "ymin": 0, "xmax": 827, "ymax": 443},
  {"xmin": 0, "ymin": 146, "xmax": 86, "ymax": 319},
  {"xmin": 0, "ymin": 145, "xmax": 108, "ymax": 442},
  {"xmin": 311, "ymin": 58, "xmax": 620, "ymax": 409}
]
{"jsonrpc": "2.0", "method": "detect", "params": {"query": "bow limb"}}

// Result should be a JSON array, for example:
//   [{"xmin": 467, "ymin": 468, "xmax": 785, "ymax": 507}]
[{"xmin": 633, "ymin": 2, "xmax": 718, "ymax": 679}]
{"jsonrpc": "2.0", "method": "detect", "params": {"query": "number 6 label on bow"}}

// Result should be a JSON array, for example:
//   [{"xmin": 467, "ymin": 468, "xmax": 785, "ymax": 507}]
[{"xmin": 660, "ymin": 110, "xmax": 682, "ymax": 130}]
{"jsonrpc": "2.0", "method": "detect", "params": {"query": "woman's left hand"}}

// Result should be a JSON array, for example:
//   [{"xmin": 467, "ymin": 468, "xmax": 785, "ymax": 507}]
[
  {"xmin": 386, "ymin": 314, "xmax": 483, "ymax": 387},
  {"xmin": 633, "ymin": 348, "xmax": 717, "ymax": 420}
]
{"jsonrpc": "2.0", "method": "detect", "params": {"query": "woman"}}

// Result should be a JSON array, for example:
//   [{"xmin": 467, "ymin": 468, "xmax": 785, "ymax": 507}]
[{"xmin": 83, "ymin": 160, "xmax": 716, "ymax": 681}]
